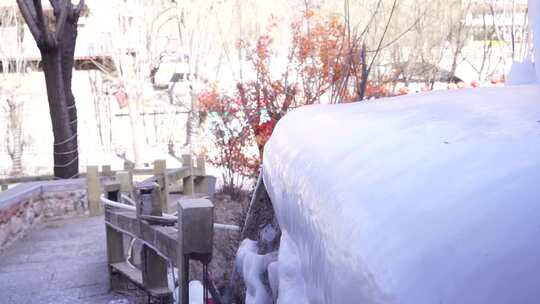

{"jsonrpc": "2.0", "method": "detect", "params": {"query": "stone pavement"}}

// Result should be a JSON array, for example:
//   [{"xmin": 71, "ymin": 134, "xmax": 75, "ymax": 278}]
[{"xmin": 0, "ymin": 216, "xmax": 140, "ymax": 304}]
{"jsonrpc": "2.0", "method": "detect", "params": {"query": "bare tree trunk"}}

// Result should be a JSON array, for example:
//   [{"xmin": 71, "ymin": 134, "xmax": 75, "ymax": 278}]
[
  {"xmin": 17, "ymin": 0, "xmax": 84, "ymax": 178},
  {"xmin": 127, "ymin": 95, "xmax": 144, "ymax": 167},
  {"xmin": 10, "ymin": 137, "xmax": 23, "ymax": 176},
  {"xmin": 357, "ymin": 44, "xmax": 369, "ymax": 101},
  {"xmin": 6, "ymin": 98, "xmax": 24, "ymax": 176},
  {"xmin": 61, "ymin": 9, "xmax": 79, "ymax": 137},
  {"xmin": 41, "ymin": 50, "xmax": 78, "ymax": 178},
  {"xmin": 449, "ymin": 1, "xmax": 471, "ymax": 81},
  {"xmin": 185, "ymin": 82, "xmax": 200, "ymax": 152}
]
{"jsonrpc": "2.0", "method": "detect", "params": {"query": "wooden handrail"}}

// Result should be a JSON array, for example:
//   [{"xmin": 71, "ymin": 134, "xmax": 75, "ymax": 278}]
[{"xmin": 0, "ymin": 166, "xmax": 205, "ymax": 186}]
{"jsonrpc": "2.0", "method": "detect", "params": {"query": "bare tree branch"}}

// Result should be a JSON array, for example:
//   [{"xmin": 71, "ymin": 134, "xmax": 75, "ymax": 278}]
[
  {"xmin": 16, "ymin": 0, "xmax": 44, "ymax": 46},
  {"xmin": 49, "ymin": 0, "xmax": 60, "ymax": 12},
  {"xmin": 359, "ymin": 0, "xmax": 384, "ymax": 38},
  {"xmin": 368, "ymin": 0, "xmax": 399, "ymax": 74},
  {"xmin": 33, "ymin": 0, "xmax": 55, "ymax": 47},
  {"xmin": 54, "ymin": 0, "xmax": 69, "ymax": 39},
  {"xmin": 74, "ymin": 0, "xmax": 85, "ymax": 17}
]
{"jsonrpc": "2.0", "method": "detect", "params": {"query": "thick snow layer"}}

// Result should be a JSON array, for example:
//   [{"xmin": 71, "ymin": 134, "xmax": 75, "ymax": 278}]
[
  {"xmin": 263, "ymin": 85, "xmax": 540, "ymax": 303},
  {"xmin": 236, "ymin": 239, "xmax": 278, "ymax": 304},
  {"xmin": 507, "ymin": 58, "xmax": 537, "ymax": 85},
  {"xmin": 189, "ymin": 281, "xmax": 204, "ymax": 304},
  {"xmin": 274, "ymin": 232, "xmax": 308, "ymax": 304}
]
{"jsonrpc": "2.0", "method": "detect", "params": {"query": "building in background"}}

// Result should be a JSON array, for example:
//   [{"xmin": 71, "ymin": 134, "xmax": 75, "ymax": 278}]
[{"xmin": 0, "ymin": 0, "xmax": 194, "ymax": 176}]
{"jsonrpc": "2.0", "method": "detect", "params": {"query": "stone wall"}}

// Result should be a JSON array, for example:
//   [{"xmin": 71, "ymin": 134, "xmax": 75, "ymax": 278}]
[
  {"xmin": 41, "ymin": 190, "xmax": 88, "ymax": 219},
  {"xmin": 0, "ymin": 195, "xmax": 43, "ymax": 252},
  {"xmin": 0, "ymin": 179, "xmax": 87, "ymax": 252}
]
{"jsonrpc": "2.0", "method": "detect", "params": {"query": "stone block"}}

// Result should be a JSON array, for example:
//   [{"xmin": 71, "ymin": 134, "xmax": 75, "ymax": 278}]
[
  {"xmin": 9, "ymin": 216, "xmax": 24, "ymax": 235},
  {"xmin": 0, "ymin": 209, "xmax": 9, "ymax": 225},
  {"xmin": 25, "ymin": 207, "xmax": 35, "ymax": 225},
  {"xmin": 0, "ymin": 224, "xmax": 9, "ymax": 246},
  {"xmin": 32, "ymin": 201, "xmax": 43, "ymax": 215}
]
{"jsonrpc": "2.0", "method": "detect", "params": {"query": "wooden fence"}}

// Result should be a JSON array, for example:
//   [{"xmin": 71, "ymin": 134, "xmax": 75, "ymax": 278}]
[
  {"xmin": 99, "ymin": 156, "xmax": 221, "ymax": 304},
  {"xmin": 1, "ymin": 155, "xmax": 221, "ymax": 303},
  {"xmin": 0, "ymin": 155, "xmax": 211, "ymax": 194}
]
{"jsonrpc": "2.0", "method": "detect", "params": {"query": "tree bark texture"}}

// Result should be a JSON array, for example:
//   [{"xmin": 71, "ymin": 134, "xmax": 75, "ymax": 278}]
[{"xmin": 17, "ymin": 0, "xmax": 83, "ymax": 178}]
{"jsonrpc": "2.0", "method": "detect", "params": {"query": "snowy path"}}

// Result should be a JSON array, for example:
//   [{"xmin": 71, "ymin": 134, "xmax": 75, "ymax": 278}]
[{"xmin": 0, "ymin": 216, "xmax": 135, "ymax": 304}]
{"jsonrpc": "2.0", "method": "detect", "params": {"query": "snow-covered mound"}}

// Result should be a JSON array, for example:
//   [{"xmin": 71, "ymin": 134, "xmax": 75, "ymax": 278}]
[{"xmin": 263, "ymin": 85, "xmax": 540, "ymax": 303}]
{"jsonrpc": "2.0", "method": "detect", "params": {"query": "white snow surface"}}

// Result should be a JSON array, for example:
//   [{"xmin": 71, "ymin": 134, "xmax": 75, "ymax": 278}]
[
  {"xmin": 189, "ymin": 281, "xmax": 204, "ymax": 304},
  {"xmin": 263, "ymin": 85, "xmax": 540, "ymax": 303},
  {"xmin": 236, "ymin": 239, "xmax": 278, "ymax": 304},
  {"xmin": 507, "ymin": 58, "xmax": 537, "ymax": 85}
]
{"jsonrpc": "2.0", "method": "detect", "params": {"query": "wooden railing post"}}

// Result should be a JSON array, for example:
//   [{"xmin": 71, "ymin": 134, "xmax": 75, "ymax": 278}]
[
  {"xmin": 153, "ymin": 159, "xmax": 169, "ymax": 213},
  {"xmin": 135, "ymin": 181, "xmax": 171, "ymax": 300},
  {"xmin": 177, "ymin": 198, "xmax": 215, "ymax": 304},
  {"xmin": 103, "ymin": 181, "xmax": 125, "ymax": 289},
  {"xmin": 104, "ymin": 181, "xmax": 121, "ymax": 203},
  {"xmin": 136, "ymin": 182, "xmax": 163, "ymax": 217},
  {"xmin": 87, "ymin": 165, "xmax": 102, "ymax": 216},
  {"xmin": 194, "ymin": 175, "xmax": 217, "ymax": 196},
  {"xmin": 142, "ymin": 244, "xmax": 169, "ymax": 295},
  {"xmin": 123, "ymin": 161, "xmax": 134, "ymax": 181},
  {"xmin": 106, "ymin": 226, "xmax": 124, "ymax": 264},
  {"xmin": 182, "ymin": 154, "xmax": 194, "ymax": 196},
  {"xmin": 193, "ymin": 156, "xmax": 216, "ymax": 195},
  {"xmin": 101, "ymin": 165, "xmax": 113, "ymax": 178},
  {"xmin": 117, "ymin": 171, "xmax": 134, "ymax": 198},
  {"xmin": 196, "ymin": 156, "xmax": 206, "ymax": 175}
]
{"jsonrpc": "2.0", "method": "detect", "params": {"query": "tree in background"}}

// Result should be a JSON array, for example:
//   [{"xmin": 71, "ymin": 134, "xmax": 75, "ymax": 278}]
[
  {"xmin": 95, "ymin": 0, "xmax": 223, "ymax": 166},
  {"xmin": 1, "ymin": 84, "xmax": 28, "ymax": 177},
  {"xmin": 200, "ymin": 5, "xmax": 407, "ymax": 187},
  {"xmin": 200, "ymin": 0, "xmax": 531, "ymax": 191},
  {"xmin": 1, "ymin": 86, "xmax": 27, "ymax": 177},
  {"xmin": 17, "ymin": 0, "xmax": 84, "ymax": 178},
  {"xmin": 0, "ymin": 6, "xmax": 30, "ymax": 176}
]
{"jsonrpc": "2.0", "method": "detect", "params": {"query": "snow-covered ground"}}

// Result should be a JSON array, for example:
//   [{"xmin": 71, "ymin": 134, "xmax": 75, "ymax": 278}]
[{"xmin": 262, "ymin": 84, "xmax": 540, "ymax": 303}]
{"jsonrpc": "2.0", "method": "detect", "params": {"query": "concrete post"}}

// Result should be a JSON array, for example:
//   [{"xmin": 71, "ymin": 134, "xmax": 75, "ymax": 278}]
[
  {"xmin": 87, "ymin": 166, "xmax": 102, "ymax": 216},
  {"xmin": 182, "ymin": 154, "xmax": 194, "ymax": 196},
  {"xmin": 1, "ymin": 184, "xmax": 7, "ymax": 191}
]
